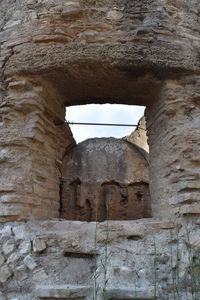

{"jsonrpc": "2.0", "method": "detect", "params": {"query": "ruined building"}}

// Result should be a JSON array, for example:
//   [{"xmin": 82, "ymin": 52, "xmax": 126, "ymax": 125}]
[
  {"xmin": 0, "ymin": 0, "xmax": 200, "ymax": 299},
  {"xmin": 61, "ymin": 138, "xmax": 151, "ymax": 221}
]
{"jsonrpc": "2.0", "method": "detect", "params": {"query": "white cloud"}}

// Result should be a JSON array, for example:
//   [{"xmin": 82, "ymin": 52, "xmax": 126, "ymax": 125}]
[{"xmin": 66, "ymin": 104, "xmax": 145, "ymax": 143}]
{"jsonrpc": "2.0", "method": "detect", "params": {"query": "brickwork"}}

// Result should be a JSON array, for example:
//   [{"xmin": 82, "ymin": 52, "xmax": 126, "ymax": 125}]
[{"xmin": 146, "ymin": 75, "xmax": 200, "ymax": 218}]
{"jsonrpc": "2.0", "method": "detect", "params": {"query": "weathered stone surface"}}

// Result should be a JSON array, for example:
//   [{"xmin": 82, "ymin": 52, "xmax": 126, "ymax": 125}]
[
  {"xmin": 0, "ymin": 220, "xmax": 199, "ymax": 298},
  {"xmin": 33, "ymin": 268, "xmax": 48, "ymax": 282},
  {"xmin": 13, "ymin": 225, "xmax": 26, "ymax": 240},
  {"xmin": 14, "ymin": 265, "xmax": 28, "ymax": 282},
  {"xmin": 124, "ymin": 116, "xmax": 149, "ymax": 153},
  {"xmin": 0, "ymin": 225, "xmax": 12, "ymax": 237},
  {"xmin": 0, "ymin": 0, "xmax": 199, "ymax": 223},
  {"xmin": 7, "ymin": 252, "xmax": 20, "ymax": 266},
  {"xmin": 0, "ymin": 0, "xmax": 200, "ymax": 298},
  {"xmin": 36, "ymin": 284, "xmax": 92, "ymax": 298},
  {"xmin": 33, "ymin": 238, "xmax": 46, "ymax": 253},
  {"xmin": 24, "ymin": 254, "xmax": 37, "ymax": 270},
  {"xmin": 19, "ymin": 240, "xmax": 31, "ymax": 254},
  {"xmin": 106, "ymin": 287, "xmax": 155, "ymax": 299},
  {"xmin": 0, "ymin": 75, "xmax": 75, "ymax": 222},
  {"xmin": 2, "ymin": 239, "xmax": 15, "ymax": 256},
  {"xmin": 0, "ymin": 264, "xmax": 11, "ymax": 283},
  {"xmin": 0, "ymin": 254, "xmax": 5, "ymax": 267},
  {"xmin": 146, "ymin": 75, "xmax": 200, "ymax": 218},
  {"xmin": 62, "ymin": 138, "xmax": 151, "ymax": 221}
]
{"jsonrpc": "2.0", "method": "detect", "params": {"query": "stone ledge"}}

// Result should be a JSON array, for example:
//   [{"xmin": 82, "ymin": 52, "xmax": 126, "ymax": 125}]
[
  {"xmin": 36, "ymin": 284, "xmax": 92, "ymax": 298},
  {"xmin": 106, "ymin": 287, "xmax": 156, "ymax": 299}
]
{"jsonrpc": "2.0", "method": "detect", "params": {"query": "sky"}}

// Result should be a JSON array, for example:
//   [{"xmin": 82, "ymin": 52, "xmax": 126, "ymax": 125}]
[{"xmin": 66, "ymin": 104, "xmax": 145, "ymax": 143}]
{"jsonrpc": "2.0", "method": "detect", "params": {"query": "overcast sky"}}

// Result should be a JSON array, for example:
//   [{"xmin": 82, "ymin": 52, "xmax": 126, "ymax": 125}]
[{"xmin": 66, "ymin": 104, "xmax": 145, "ymax": 143}]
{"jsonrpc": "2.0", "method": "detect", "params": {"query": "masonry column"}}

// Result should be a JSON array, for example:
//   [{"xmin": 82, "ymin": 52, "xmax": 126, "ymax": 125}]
[
  {"xmin": 0, "ymin": 75, "xmax": 75, "ymax": 221},
  {"xmin": 146, "ymin": 75, "xmax": 200, "ymax": 219}
]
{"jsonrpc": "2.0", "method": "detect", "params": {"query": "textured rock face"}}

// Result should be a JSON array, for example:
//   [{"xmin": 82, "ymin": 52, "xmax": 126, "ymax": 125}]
[
  {"xmin": 0, "ymin": 219, "xmax": 199, "ymax": 299},
  {"xmin": 0, "ymin": 1, "xmax": 200, "ymax": 298},
  {"xmin": 1, "ymin": 0, "xmax": 200, "ymax": 106},
  {"xmin": 0, "ymin": 0, "xmax": 199, "ymax": 220},
  {"xmin": 124, "ymin": 116, "xmax": 149, "ymax": 152},
  {"xmin": 146, "ymin": 76, "xmax": 200, "ymax": 218},
  {"xmin": 61, "ymin": 138, "xmax": 151, "ymax": 221},
  {"xmin": 0, "ymin": 75, "xmax": 75, "ymax": 221}
]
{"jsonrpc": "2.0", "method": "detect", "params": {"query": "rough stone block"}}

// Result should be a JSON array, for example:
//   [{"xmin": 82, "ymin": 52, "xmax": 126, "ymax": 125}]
[
  {"xmin": 0, "ymin": 225, "xmax": 12, "ymax": 237},
  {"xmin": 106, "ymin": 287, "xmax": 155, "ymax": 299},
  {"xmin": 0, "ymin": 264, "xmax": 11, "ymax": 283},
  {"xmin": 24, "ymin": 254, "xmax": 37, "ymax": 270},
  {"xmin": 0, "ymin": 254, "xmax": 5, "ymax": 267},
  {"xmin": 7, "ymin": 252, "xmax": 20, "ymax": 266},
  {"xmin": 33, "ymin": 238, "xmax": 46, "ymax": 253},
  {"xmin": 13, "ymin": 225, "xmax": 26, "ymax": 240},
  {"xmin": 14, "ymin": 265, "xmax": 28, "ymax": 282},
  {"xmin": 19, "ymin": 240, "xmax": 31, "ymax": 254},
  {"xmin": 2, "ymin": 239, "xmax": 15, "ymax": 255},
  {"xmin": 33, "ymin": 268, "xmax": 48, "ymax": 282},
  {"xmin": 36, "ymin": 284, "xmax": 91, "ymax": 298}
]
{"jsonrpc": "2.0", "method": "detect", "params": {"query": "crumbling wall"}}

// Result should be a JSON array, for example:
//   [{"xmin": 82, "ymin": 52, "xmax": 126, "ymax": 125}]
[
  {"xmin": 0, "ymin": 219, "xmax": 200, "ymax": 300},
  {"xmin": 123, "ymin": 116, "xmax": 149, "ymax": 152}
]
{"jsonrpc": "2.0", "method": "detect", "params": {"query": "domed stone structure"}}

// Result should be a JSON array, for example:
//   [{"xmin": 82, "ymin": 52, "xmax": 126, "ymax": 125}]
[{"xmin": 61, "ymin": 138, "xmax": 151, "ymax": 221}]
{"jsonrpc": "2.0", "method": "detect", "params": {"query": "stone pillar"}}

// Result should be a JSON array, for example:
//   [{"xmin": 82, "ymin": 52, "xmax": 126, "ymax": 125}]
[
  {"xmin": 146, "ymin": 75, "xmax": 200, "ymax": 218},
  {"xmin": 0, "ymin": 75, "xmax": 75, "ymax": 221}
]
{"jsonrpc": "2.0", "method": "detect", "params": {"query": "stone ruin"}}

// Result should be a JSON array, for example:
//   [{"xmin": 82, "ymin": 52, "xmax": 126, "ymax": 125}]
[
  {"xmin": 0, "ymin": 0, "xmax": 200, "ymax": 299},
  {"xmin": 61, "ymin": 138, "xmax": 151, "ymax": 222},
  {"xmin": 123, "ymin": 116, "xmax": 149, "ymax": 153}
]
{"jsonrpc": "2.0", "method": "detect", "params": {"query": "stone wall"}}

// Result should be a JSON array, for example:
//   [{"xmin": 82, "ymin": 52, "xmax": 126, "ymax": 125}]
[
  {"xmin": 0, "ymin": 0, "xmax": 200, "ymax": 298},
  {"xmin": 0, "ymin": 219, "xmax": 200, "ymax": 299},
  {"xmin": 0, "ymin": 74, "xmax": 75, "ymax": 221},
  {"xmin": 0, "ymin": 0, "xmax": 200, "ymax": 220},
  {"xmin": 146, "ymin": 75, "xmax": 200, "ymax": 218}
]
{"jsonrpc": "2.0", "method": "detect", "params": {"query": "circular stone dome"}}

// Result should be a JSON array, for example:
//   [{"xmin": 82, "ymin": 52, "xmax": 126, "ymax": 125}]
[{"xmin": 61, "ymin": 138, "xmax": 151, "ymax": 222}]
